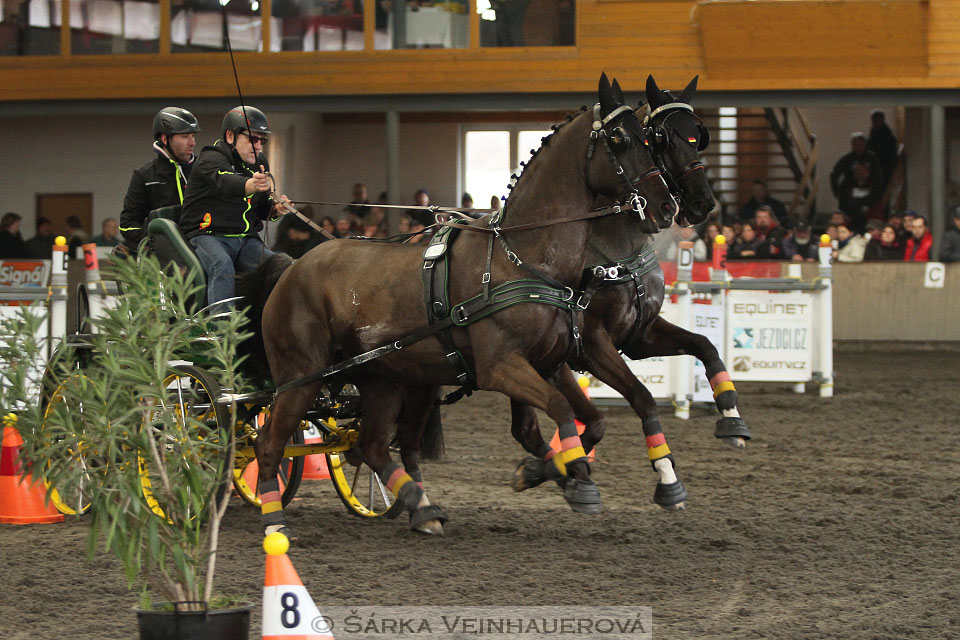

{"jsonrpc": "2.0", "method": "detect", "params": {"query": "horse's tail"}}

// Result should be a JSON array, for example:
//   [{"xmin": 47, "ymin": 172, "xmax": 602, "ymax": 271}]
[
  {"xmin": 235, "ymin": 253, "xmax": 295, "ymax": 381},
  {"xmin": 419, "ymin": 402, "xmax": 445, "ymax": 460}
]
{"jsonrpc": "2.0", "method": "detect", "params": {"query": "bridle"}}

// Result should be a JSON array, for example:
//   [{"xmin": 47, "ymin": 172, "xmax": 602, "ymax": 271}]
[
  {"xmin": 641, "ymin": 101, "xmax": 709, "ymax": 214},
  {"xmin": 586, "ymin": 103, "xmax": 665, "ymax": 222}
]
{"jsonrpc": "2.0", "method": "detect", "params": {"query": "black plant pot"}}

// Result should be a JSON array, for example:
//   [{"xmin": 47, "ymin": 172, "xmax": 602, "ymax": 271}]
[{"xmin": 135, "ymin": 602, "xmax": 253, "ymax": 640}]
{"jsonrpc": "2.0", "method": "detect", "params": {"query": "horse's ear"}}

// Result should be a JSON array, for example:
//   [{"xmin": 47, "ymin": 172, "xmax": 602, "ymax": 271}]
[
  {"xmin": 598, "ymin": 72, "xmax": 617, "ymax": 115},
  {"xmin": 678, "ymin": 75, "xmax": 699, "ymax": 104},
  {"xmin": 646, "ymin": 75, "xmax": 665, "ymax": 108},
  {"xmin": 611, "ymin": 78, "xmax": 626, "ymax": 105}
]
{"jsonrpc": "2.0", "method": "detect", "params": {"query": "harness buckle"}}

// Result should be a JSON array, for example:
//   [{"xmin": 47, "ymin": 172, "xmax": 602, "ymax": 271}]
[
  {"xmin": 629, "ymin": 192, "xmax": 647, "ymax": 221},
  {"xmin": 481, "ymin": 272, "xmax": 491, "ymax": 284},
  {"xmin": 506, "ymin": 250, "xmax": 520, "ymax": 266},
  {"xmin": 572, "ymin": 325, "xmax": 581, "ymax": 340},
  {"xmin": 615, "ymin": 165, "xmax": 625, "ymax": 175},
  {"xmin": 453, "ymin": 306, "xmax": 469, "ymax": 323},
  {"xmin": 612, "ymin": 204, "xmax": 622, "ymax": 214},
  {"xmin": 606, "ymin": 266, "xmax": 620, "ymax": 280},
  {"xmin": 562, "ymin": 287, "xmax": 575, "ymax": 302},
  {"xmin": 576, "ymin": 295, "xmax": 590, "ymax": 310}
]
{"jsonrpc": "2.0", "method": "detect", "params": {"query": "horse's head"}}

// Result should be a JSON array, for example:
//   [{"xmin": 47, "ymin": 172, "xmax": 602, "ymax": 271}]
[
  {"xmin": 642, "ymin": 75, "xmax": 715, "ymax": 228},
  {"xmin": 586, "ymin": 73, "xmax": 677, "ymax": 234}
]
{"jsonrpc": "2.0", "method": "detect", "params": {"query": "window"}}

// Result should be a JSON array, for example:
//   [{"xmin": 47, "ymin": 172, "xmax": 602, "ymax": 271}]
[
  {"xmin": 462, "ymin": 125, "xmax": 553, "ymax": 210},
  {"xmin": 376, "ymin": 0, "xmax": 468, "ymax": 50},
  {"xmin": 477, "ymin": 0, "xmax": 574, "ymax": 47}
]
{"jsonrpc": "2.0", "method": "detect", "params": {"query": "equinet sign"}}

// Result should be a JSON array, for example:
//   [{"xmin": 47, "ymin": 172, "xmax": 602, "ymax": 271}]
[{"xmin": 732, "ymin": 302, "xmax": 809, "ymax": 316}]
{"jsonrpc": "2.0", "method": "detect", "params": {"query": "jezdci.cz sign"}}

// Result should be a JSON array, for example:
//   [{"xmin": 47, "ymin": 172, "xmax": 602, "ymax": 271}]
[{"xmin": 727, "ymin": 291, "xmax": 813, "ymax": 382}]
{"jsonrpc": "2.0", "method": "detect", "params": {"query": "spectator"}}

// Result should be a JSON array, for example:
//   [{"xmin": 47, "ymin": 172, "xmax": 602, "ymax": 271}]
[
  {"xmin": 461, "ymin": 193, "xmax": 474, "ymax": 209},
  {"xmin": 92, "ymin": 218, "xmax": 121, "ymax": 247},
  {"xmin": 179, "ymin": 105, "xmax": 291, "ymax": 310},
  {"xmin": 784, "ymin": 221, "xmax": 817, "ymax": 262},
  {"xmin": 344, "ymin": 182, "xmax": 370, "ymax": 232},
  {"xmin": 867, "ymin": 110, "xmax": 898, "ymax": 189},
  {"xmin": 738, "ymin": 180, "xmax": 789, "ymax": 228},
  {"xmin": 272, "ymin": 216, "xmax": 317, "ymax": 259},
  {"xmin": 0, "ymin": 212, "xmax": 32, "ymax": 259},
  {"xmin": 900, "ymin": 210, "xmax": 918, "ymax": 245},
  {"xmin": 703, "ymin": 221, "xmax": 721, "ymax": 260},
  {"xmin": 828, "ymin": 211, "xmax": 849, "ymax": 228},
  {"xmin": 863, "ymin": 223, "xmax": 904, "ymax": 261},
  {"xmin": 753, "ymin": 205, "xmax": 788, "ymax": 259},
  {"xmin": 903, "ymin": 214, "xmax": 933, "ymax": 262},
  {"xmin": 120, "ymin": 106, "xmax": 200, "ymax": 257},
  {"xmin": 939, "ymin": 206, "xmax": 960, "ymax": 263},
  {"xmin": 830, "ymin": 132, "xmax": 883, "ymax": 208},
  {"xmin": 836, "ymin": 223, "xmax": 868, "ymax": 263},
  {"xmin": 490, "ymin": 195, "xmax": 502, "ymax": 211},
  {"xmin": 407, "ymin": 188, "xmax": 433, "ymax": 228},
  {"xmin": 274, "ymin": 205, "xmax": 315, "ymax": 252},
  {"xmin": 663, "ymin": 223, "xmax": 707, "ymax": 262},
  {"xmin": 26, "ymin": 216, "xmax": 55, "ymax": 259},
  {"xmin": 319, "ymin": 216, "xmax": 335, "ymax": 238},
  {"xmin": 334, "ymin": 213, "xmax": 353, "ymax": 238},
  {"xmin": 728, "ymin": 222, "xmax": 762, "ymax": 260},
  {"xmin": 838, "ymin": 160, "xmax": 883, "ymax": 233},
  {"xmin": 361, "ymin": 205, "xmax": 387, "ymax": 238},
  {"xmin": 66, "ymin": 215, "xmax": 89, "ymax": 258},
  {"xmin": 721, "ymin": 224, "xmax": 736, "ymax": 247}
]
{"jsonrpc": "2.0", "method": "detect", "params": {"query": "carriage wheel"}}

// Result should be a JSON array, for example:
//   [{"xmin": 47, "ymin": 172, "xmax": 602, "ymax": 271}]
[
  {"xmin": 327, "ymin": 445, "xmax": 405, "ymax": 519},
  {"xmin": 139, "ymin": 365, "xmax": 230, "ymax": 522},
  {"xmin": 232, "ymin": 416, "xmax": 304, "ymax": 508},
  {"xmin": 41, "ymin": 374, "xmax": 99, "ymax": 516}
]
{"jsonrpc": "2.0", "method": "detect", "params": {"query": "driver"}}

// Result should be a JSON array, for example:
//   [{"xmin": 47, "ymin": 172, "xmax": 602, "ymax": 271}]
[
  {"xmin": 179, "ymin": 105, "xmax": 291, "ymax": 310},
  {"xmin": 119, "ymin": 106, "xmax": 200, "ymax": 256}
]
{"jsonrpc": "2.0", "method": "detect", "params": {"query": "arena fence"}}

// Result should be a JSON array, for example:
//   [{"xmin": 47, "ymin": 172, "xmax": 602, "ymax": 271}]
[{"xmin": 587, "ymin": 239, "xmax": 834, "ymax": 417}]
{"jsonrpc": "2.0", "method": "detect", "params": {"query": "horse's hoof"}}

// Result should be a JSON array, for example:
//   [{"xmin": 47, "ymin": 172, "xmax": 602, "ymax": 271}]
[
  {"xmin": 513, "ymin": 456, "xmax": 547, "ymax": 492},
  {"xmin": 721, "ymin": 436, "xmax": 747, "ymax": 449},
  {"xmin": 410, "ymin": 505, "xmax": 448, "ymax": 534},
  {"xmin": 264, "ymin": 524, "xmax": 297, "ymax": 542},
  {"xmin": 564, "ymin": 478, "xmax": 602, "ymax": 514},
  {"xmin": 654, "ymin": 480, "xmax": 688, "ymax": 510},
  {"xmin": 715, "ymin": 416, "xmax": 751, "ymax": 441}
]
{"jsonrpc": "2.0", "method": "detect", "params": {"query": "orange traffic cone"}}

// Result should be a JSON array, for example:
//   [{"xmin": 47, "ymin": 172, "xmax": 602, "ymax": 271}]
[
  {"xmin": 0, "ymin": 420, "xmax": 64, "ymax": 524},
  {"xmin": 262, "ymin": 533, "xmax": 334, "ymax": 639},
  {"xmin": 549, "ymin": 376, "xmax": 596, "ymax": 461},
  {"xmin": 301, "ymin": 423, "xmax": 330, "ymax": 480}
]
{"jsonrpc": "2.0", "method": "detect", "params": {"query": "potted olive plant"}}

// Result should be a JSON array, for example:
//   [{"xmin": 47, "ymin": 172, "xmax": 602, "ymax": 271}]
[{"xmin": 0, "ymin": 254, "xmax": 253, "ymax": 640}]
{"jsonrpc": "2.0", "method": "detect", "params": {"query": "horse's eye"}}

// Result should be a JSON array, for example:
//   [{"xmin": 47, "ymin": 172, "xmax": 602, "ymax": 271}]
[{"xmin": 610, "ymin": 127, "xmax": 631, "ymax": 150}]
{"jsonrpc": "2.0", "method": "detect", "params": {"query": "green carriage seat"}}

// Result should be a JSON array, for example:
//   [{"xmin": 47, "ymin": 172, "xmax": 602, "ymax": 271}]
[{"xmin": 146, "ymin": 216, "xmax": 207, "ymax": 312}]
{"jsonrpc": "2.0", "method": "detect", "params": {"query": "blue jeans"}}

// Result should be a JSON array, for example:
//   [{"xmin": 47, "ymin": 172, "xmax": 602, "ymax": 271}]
[{"xmin": 189, "ymin": 235, "xmax": 274, "ymax": 310}]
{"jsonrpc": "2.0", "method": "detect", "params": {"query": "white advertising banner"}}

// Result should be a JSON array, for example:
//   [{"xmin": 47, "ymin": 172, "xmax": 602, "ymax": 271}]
[
  {"xmin": 691, "ymin": 300, "xmax": 724, "ymax": 403},
  {"xmin": 726, "ymin": 291, "xmax": 813, "ymax": 382}
]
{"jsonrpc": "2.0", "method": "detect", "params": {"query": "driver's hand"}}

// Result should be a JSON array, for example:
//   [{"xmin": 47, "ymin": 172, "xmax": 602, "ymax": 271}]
[{"xmin": 245, "ymin": 165, "xmax": 272, "ymax": 194}]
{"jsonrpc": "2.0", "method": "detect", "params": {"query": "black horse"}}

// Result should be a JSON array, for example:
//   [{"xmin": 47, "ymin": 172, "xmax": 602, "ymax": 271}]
[{"xmin": 510, "ymin": 75, "xmax": 751, "ymax": 510}]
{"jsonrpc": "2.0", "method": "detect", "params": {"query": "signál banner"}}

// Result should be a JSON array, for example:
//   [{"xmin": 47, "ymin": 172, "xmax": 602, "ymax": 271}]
[
  {"xmin": 726, "ymin": 291, "xmax": 812, "ymax": 382},
  {"xmin": 0, "ymin": 259, "xmax": 51, "ymax": 306}
]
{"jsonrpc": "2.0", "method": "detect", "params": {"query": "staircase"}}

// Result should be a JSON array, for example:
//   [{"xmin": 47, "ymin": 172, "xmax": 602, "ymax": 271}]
[{"xmin": 698, "ymin": 107, "xmax": 820, "ymax": 225}]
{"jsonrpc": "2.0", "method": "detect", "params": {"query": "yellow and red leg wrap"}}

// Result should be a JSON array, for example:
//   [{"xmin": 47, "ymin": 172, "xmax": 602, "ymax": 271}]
[
  {"xmin": 259, "ymin": 480, "xmax": 285, "ymax": 526},
  {"xmin": 710, "ymin": 371, "xmax": 738, "ymax": 411},
  {"xmin": 645, "ymin": 432, "xmax": 672, "ymax": 463}
]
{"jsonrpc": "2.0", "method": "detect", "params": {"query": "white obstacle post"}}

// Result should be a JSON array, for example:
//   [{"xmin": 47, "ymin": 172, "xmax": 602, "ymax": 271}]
[
  {"xmin": 787, "ymin": 263, "xmax": 807, "ymax": 395},
  {"xmin": 49, "ymin": 237, "xmax": 69, "ymax": 343},
  {"xmin": 816, "ymin": 234, "xmax": 834, "ymax": 397},
  {"xmin": 673, "ymin": 241, "xmax": 694, "ymax": 419}
]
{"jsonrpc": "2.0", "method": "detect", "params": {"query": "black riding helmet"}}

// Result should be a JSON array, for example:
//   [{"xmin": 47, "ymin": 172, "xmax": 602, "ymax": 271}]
[
  {"xmin": 152, "ymin": 107, "xmax": 201, "ymax": 140},
  {"xmin": 222, "ymin": 106, "xmax": 271, "ymax": 144}
]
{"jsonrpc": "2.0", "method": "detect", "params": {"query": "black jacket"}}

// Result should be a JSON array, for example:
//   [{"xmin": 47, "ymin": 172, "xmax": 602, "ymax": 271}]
[
  {"xmin": 940, "ymin": 226, "xmax": 960, "ymax": 263},
  {"xmin": 120, "ymin": 143, "xmax": 193, "ymax": 251},
  {"xmin": 180, "ymin": 140, "xmax": 273, "ymax": 239},
  {"xmin": 0, "ymin": 231, "xmax": 32, "ymax": 259}
]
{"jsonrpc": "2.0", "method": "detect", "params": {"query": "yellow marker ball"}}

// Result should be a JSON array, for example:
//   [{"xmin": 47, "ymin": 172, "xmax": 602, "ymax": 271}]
[
  {"xmin": 263, "ymin": 532, "xmax": 289, "ymax": 556},
  {"xmin": 820, "ymin": 234, "xmax": 831, "ymax": 244},
  {"xmin": 2, "ymin": 413, "xmax": 16, "ymax": 427},
  {"xmin": 578, "ymin": 376, "xmax": 590, "ymax": 389},
  {"xmin": 715, "ymin": 235, "xmax": 726, "ymax": 245},
  {"xmin": 55, "ymin": 236, "xmax": 67, "ymax": 246}
]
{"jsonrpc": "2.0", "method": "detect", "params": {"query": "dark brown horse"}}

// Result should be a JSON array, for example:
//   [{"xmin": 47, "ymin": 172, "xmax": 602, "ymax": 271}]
[
  {"xmin": 250, "ymin": 74, "xmax": 678, "ymax": 537},
  {"xmin": 510, "ymin": 75, "xmax": 751, "ymax": 510}
]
